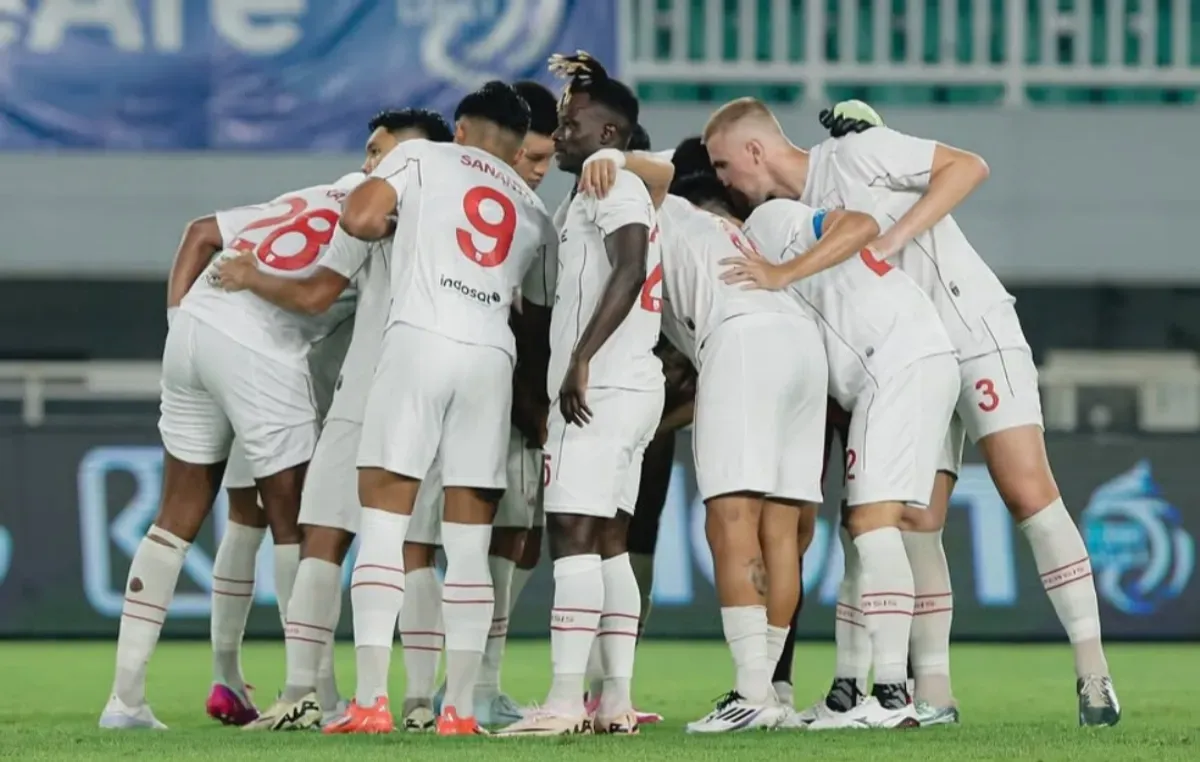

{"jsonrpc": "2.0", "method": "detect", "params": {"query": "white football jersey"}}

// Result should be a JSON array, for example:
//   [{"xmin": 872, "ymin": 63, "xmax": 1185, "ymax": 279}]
[
  {"xmin": 181, "ymin": 175, "xmax": 364, "ymax": 367},
  {"xmin": 804, "ymin": 128, "xmax": 1014, "ymax": 349},
  {"xmin": 658, "ymin": 195, "xmax": 810, "ymax": 364},
  {"xmin": 370, "ymin": 139, "xmax": 556, "ymax": 358},
  {"xmin": 313, "ymin": 226, "xmax": 390, "ymax": 424},
  {"xmin": 548, "ymin": 171, "xmax": 664, "ymax": 396},
  {"xmin": 742, "ymin": 198, "xmax": 953, "ymax": 407}
]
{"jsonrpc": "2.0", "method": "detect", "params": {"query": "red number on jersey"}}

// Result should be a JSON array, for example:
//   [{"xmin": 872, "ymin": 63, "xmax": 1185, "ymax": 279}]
[
  {"xmin": 457, "ymin": 185, "xmax": 517, "ymax": 267},
  {"xmin": 845, "ymin": 448, "xmax": 858, "ymax": 481},
  {"xmin": 975, "ymin": 378, "xmax": 1000, "ymax": 412},
  {"xmin": 640, "ymin": 263, "xmax": 664, "ymax": 313},
  {"xmin": 229, "ymin": 196, "xmax": 339, "ymax": 272},
  {"xmin": 859, "ymin": 248, "xmax": 892, "ymax": 276},
  {"xmin": 723, "ymin": 221, "xmax": 761, "ymax": 259}
]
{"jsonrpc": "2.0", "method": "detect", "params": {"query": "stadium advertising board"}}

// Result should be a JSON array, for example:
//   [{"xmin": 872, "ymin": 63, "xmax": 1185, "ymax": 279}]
[
  {"xmin": 0, "ymin": 0, "xmax": 614, "ymax": 150},
  {"xmin": 0, "ymin": 420, "xmax": 1194, "ymax": 641}
]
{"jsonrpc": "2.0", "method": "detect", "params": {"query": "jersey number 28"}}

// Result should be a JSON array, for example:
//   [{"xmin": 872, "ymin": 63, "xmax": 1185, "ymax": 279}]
[{"xmin": 229, "ymin": 196, "xmax": 339, "ymax": 272}]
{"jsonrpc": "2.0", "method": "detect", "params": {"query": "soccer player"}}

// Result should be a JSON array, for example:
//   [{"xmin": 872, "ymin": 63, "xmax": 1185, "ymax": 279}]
[
  {"xmin": 207, "ymin": 109, "xmax": 455, "ymax": 731},
  {"xmin": 326, "ymin": 81, "xmax": 556, "ymax": 737},
  {"xmin": 706, "ymin": 100, "xmax": 961, "ymax": 729},
  {"xmin": 99, "ymin": 169, "xmax": 368, "ymax": 730},
  {"xmin": 645, "ymin": 169, "xmax": 828, "ymax": 733},
  {"xmin": 735, "ymin": 97, "xmax": 1120, "ymax": 728},
  {"xmin": 496, "ymin": 52, "xmax": 663, "ymax": 737},
  {"xmin": 398, "ymin": 80, "xmax": 563, "ymax": 731}
]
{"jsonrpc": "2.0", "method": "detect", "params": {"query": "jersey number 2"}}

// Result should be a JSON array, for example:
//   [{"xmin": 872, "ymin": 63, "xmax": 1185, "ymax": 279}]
[
  {"xmin": 457, "ymin": 186, "xmax": 516, "ymax": 268},
  {"xmin": 229, "ymin": 196, "xmax": 339, "ymax": 272}
]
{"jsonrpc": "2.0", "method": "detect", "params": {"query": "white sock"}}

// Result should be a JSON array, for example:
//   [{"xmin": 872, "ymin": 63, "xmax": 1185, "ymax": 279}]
[
  {"xmin": 400, "ymin": 567, "xmax": 443, "ymax": 703},
  {"xmin": 478, "ymin": 554, "xmax": 516, "ymax": 698},
  {"xmin": 721, "ymin": 605, "xmax": 771, "ymax": 703},
  {"xmin": 766, "ymin": 625, "xmax": 789, "ymax": 673},
  {"xmin": 834, "ymin": 526, "xmax": 871, "ymax": 692},
  {"xmin": 282, "ymin": 558, "xmax": 341, "ymax": 702},
  {"xmin": 1019, "ymin": 498, "xmax": 1108, "ymax": 677},
  {"xmin": 509, "ymin": 567, "xmax": 534, "ymax": 613},
  {"xmin": 629, "ymin": 552, "xmax": 655, "ymax": 638},
  {"xmin": 855, "ymin": 527, "xmax": 915, "ymax": 694},
  {"xmin": 903, "ymin": 530, "xmax": 955, "ymax": 707},
  {"xmin": 113, "ymin": 527, "xmax": 190, "ymax": 706},
  {"xmin": 585, "ymin": 641, "xmax": 604, "ymax": 700},
  {"xmin": 273, "ymin": 543, "xmax": 300, "ymax": 625},
  {"xmin": 316, "ymin": 581, "xmax": 343, "ymax": 711},
  {"xmin": 545, "ymin": 554, "xmax": 603, "ymax": 716},
  {"xmin": 441, "ymin": 523, "xmax": 495, "ymax": 717},
  {"xmin": 598, "ymin": 553, "xmax": 640, "ymax": 718},
  {"xmin": 210, "ymin": 521, "xmax": 264, "ymax": 691},
  {"xmin": 351, "ymin": 508, "xmax": 409, "ymax": 706}
]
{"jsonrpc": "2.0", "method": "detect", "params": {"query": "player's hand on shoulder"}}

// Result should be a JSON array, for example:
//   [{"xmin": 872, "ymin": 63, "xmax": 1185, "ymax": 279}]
[
  {"xmin": 720, "ymin": 244, "xmax": 788, "ymax": 291},
  {"xmin": 558, "ymin": 358, "xmax": 592, "ymax": 427},
  {"xmin": 578, "ymin": 149, "xmax": 625, "ymax": 200},
  {"xmin": 215, "ymin": 251, "xmax": 256, "ymax": 292}
]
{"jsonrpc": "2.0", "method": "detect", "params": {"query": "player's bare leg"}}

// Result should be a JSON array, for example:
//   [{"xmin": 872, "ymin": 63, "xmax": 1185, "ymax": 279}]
[
  {"xmin": 771, "ymin": 504, "xmax": 816, "ymax": 710},
  {"xmin": 101, "ymin": 453, "xmax": 225, "ymax": 730},
  {"xmin": 400, "ymin": 541, "xmax": 442, "ymax": 733},
  {"xmin": 810, "ymin": 502, "xmax": 919, "ymax": 730},
  {"xmin": 323, "ymin": 467, "xmax": 419, "ymax": 735},
  {"xmin": 900, "ymin": 472, "xmax": 958, "ymax": 726},
  {"xmin": 207, "ymin": 487, "xmax": 266, "ymax": 725},
  {"xmin": 760, "ymin": 500, "xmax": 803, "ymax": 674},
  {"xmin": 979, "ymin": 425, "xmax": 1118, "ymax": 726},
  {"xmin": 434, "ymin": 487, "xmax": 500, "ymax": 736},
  {"xmin": 254, "ymin": 463, "xmax": 307, "ymax": 655},
  {"xmin": 686, "ymin": 492, "xmax": 783, "ymax": 734}
]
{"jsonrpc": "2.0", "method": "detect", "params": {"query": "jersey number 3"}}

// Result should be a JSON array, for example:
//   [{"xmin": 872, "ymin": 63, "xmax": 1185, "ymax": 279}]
[
  {"xmin": 230, "ymin": 196, "xmax": 339, "ymax": 271},
  {"xmin": 457, "ymin": 186, "xmax": 516, "ymax": 268}
]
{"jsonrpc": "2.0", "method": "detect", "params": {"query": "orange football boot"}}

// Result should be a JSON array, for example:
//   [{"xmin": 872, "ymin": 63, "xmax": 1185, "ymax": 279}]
[{"xmin": 322, "ymin": 697, "xmax": 394, "ymax": 734}]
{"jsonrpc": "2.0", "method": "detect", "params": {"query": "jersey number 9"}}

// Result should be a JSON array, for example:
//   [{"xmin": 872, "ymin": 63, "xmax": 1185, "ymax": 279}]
[{"xmin": 457, "ymin": 186, "xmax": 517, "ymax": 268}]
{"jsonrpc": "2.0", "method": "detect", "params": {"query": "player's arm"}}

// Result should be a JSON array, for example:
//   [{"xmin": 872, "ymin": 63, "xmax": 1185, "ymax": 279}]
[
  {"xmin": 341, "ymin": 144, "xmax": 416, "ymax": 241},
  {"xmin": 167, "ymin": 215, "xmax": 223, "ymax": 309},
  {"xmin": 215, "ymin": 227, "xmax": 367, "ymax": 315},
  {"xmin": 722, "ymin": 205, "xmax": 879, "ymax": 289},
  {"xmin": 580, "ymin": 150, "xmax": 675, "ymax": 209},
  {"xmin": 511, "ymin": 237, "xmax": 556, "ymax": 445},
  {"xmin": 575, "ymin": 223, "xmax": 649, "ymax": 363},
  {"xmin": 853, "ymin": 129, "xmax": 989, "ymax": 257}
]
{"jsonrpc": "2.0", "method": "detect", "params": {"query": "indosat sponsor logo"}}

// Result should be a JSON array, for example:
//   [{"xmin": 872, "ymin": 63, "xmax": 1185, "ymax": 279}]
[{"xmin": 440, "ymin": 275, "xmax": 500, "ymax": 305}]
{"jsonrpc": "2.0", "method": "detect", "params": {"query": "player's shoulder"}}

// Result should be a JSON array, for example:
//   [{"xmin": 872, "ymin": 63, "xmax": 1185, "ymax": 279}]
[
  {"xmin": 835, "ymin": 126, "xmax": 923, "ymax": 161},
  {"xmin": 744, "ymin": 199, "xmax": 819, "ymax": 246},
  {"xmin": 607, "ymin": 169, "xmax": 653, "ymax": 203}
]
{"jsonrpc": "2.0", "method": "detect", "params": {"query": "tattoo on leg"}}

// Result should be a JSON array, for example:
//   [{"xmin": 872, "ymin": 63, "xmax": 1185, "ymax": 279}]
[{"xmin": 748, "ymin": 555, "xmax": 768, "ymax": 597}]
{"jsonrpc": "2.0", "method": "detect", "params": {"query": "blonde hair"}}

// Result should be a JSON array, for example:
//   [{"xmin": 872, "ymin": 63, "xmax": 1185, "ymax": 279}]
[{"xmin": 702, "ymin": 97, "xmax": 781, "ymax": 142}]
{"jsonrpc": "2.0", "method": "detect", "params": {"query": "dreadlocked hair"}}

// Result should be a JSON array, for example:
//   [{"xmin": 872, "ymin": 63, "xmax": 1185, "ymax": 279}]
[{"xmin": 548, "ymin": 50, "xmax": 640, "ymax": 135}]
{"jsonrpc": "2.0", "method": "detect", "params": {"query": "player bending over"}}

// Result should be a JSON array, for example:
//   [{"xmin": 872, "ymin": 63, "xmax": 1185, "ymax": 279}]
[
  {"xmin": 655, "ymin": 168, "xmax": 830, "ymax": 733},
  {"xmin": 707, "ymin": 99, "xmax": 961, "ymax": 730},
  {"xmin": 206, "ymin": 109, "xmax": 456, "ymax": 731},
  {"xmin": 100, "ymin": 166, "xmax": 369, "ymax": 731},
  {"xmin": 327, "ymin": 81, "xmax": 556, "ymax": 737},
  {"xmin": 496, "ymin": 52, "xmax": 666, "ymax": 736}
]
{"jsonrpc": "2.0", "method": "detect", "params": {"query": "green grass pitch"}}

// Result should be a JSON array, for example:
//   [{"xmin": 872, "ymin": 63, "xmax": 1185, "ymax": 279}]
[{"xmin": 1, "ymin": 641, "xmax": 1195, "ymax": 761}]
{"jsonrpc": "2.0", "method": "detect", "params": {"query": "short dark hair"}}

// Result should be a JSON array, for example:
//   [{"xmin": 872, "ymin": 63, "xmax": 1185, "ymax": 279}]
[
  {"xmin": 670, "ymin": 171, "xmax": 735, "ymax": 214},
  {"xmin": 628, "ymin": 124, "xmax": 651, "ymax": 151},
  {"xmin": 549, "ymin": 51, "xmax": 639, "ymax": 138},
  {"xmin": 512, "ymin": 80, "xmax": 558, "ymax": 137},
  {"xmin": 672, "ymin": 135, "xmax": 713, "ymax": 177},
  {"xmin": 454, "ymin": 80, "xmax": 531, "ymax": 138},
  {"xmin": 368, "ymin": 108, "xmax": 453, "ymax": 143}
]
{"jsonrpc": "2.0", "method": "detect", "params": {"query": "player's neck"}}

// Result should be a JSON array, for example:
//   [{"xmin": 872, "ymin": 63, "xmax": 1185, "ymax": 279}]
[{"xmin": 770, "ymin": 144, "xmax": 810, "ymax": 200}]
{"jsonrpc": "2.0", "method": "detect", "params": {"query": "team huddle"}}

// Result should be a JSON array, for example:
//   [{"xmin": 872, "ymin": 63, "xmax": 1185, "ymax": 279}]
[{"xmin": 98, "ymin": 51, "xmax": 1121, "ymax": 736}]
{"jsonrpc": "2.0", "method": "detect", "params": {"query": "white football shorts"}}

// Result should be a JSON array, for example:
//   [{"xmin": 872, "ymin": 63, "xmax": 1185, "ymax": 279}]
[
  {"xmin": 160, "ymin": 312, "xmax": 317, "ymax": 479},
  {"xmin": 693, "ymin": 313, "xmax": 827, "ymax": 503}
]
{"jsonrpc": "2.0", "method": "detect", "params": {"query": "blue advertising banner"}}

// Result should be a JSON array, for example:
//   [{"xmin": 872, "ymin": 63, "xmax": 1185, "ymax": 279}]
[{"xmin": 0, "ymin": 0, "xmax": 616, "ymax": 150}]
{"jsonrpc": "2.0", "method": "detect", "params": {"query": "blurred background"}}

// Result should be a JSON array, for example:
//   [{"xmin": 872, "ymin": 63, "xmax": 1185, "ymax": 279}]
[{"xmin": 0, "ymin": 0, "xmax": 1196, "ymax": 642}]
